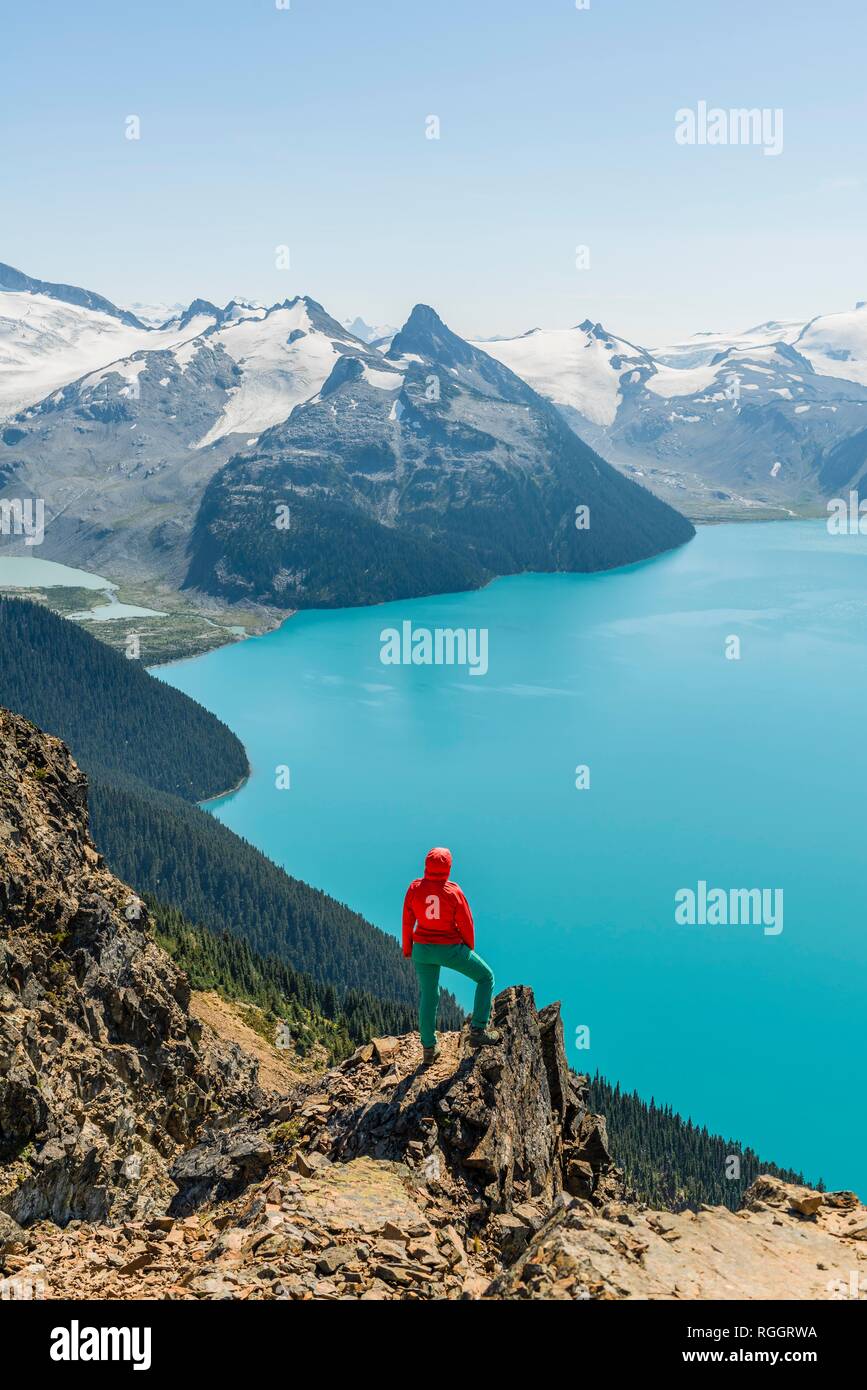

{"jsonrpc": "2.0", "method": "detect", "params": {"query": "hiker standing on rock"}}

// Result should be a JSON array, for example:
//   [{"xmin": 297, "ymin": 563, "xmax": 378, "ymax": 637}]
[{"xmin": 403, "ymin": 847, "xmax": 500, "ymax": 1065}]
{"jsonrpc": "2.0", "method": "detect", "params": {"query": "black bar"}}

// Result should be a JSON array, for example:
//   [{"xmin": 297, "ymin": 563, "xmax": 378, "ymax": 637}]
[{"xmin": 3, "ymin": 1296, "xmax": 859, "ymax": 1375}]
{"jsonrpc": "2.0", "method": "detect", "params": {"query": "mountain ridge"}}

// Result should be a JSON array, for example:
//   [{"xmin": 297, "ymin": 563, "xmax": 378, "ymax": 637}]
[{"xmin": 0, "ymin": 260, "xmax": 148, "ymax": 329}]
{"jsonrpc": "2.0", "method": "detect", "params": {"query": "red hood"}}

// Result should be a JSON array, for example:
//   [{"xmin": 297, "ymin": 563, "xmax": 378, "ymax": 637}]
[{"xmin": 424, "ymin": 846, "xmax": 452, "ymax": 880}]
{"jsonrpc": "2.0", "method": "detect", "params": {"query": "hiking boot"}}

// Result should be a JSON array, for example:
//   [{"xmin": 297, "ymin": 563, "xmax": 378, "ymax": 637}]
[
  {"xmin": 422, "ymin": 1043, "xmax": 441, "ymax": 1065},
  {"xmin": 469, "ymin": 1026, "xmax": 501, "ymax": 1048}
]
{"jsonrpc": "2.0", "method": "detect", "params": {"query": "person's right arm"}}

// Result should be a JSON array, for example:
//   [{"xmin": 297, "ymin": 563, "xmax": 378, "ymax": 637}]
[{"xmin": 402, "ymin": 886, "xmax": 417, "ymax": 957}]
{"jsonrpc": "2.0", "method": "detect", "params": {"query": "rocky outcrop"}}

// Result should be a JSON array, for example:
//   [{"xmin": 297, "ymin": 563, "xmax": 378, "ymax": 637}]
[
  {"xmin": 285, "ymin": 985, "xmax": 619, "ymax": 1218},
  {"xmin": 164, "ymin": 984, "xmax": 619, "ymax": 1255},
  {"xmin": 0, "ymin": 709, "xmax": 261, "ymax": 1226}
]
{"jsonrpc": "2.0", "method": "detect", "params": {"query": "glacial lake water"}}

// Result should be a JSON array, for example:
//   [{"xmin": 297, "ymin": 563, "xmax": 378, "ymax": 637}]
[
  {"xmin": 0, "ymin": 556, "xmax": 165, "ymax": 620},
  {"xmin": 158, "ymin": 521, "xmax": 867, "ymax": 1193}
]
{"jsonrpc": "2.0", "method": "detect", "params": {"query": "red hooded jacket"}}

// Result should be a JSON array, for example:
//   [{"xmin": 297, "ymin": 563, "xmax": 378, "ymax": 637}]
[{"xmin": 402, "ymin": 847, "xmax": 474, "ymax": 957}]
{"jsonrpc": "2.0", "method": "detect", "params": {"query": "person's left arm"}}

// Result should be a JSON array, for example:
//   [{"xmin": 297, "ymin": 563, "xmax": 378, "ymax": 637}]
[
  {"xmin": 453, "ymin": 887, "xmax": 475, "ymax": 950},
  {"xmin": 402, "ymin": 886, "xmax": 417, "ymax": 957}
]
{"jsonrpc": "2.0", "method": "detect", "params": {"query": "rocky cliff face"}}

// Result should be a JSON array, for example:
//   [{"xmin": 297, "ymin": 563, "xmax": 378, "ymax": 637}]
[
  {"xmin": 2, "ymin": 709, "xmax": 864, "ymax": 1302},
  {"xmin": 0, "ymin": 709, "xmax": 260, "ymax": 1226}
]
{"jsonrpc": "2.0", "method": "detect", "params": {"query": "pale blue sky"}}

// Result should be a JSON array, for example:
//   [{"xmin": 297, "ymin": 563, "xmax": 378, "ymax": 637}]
[{"xmin": 3, "ymin": 0, "xmax": 865, "ymax": 343}]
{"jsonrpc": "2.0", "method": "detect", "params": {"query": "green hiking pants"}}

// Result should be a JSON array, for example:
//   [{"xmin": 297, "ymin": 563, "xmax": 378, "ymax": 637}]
[{"xmin": 412, "ymin": 942, "xmax": 494, "ymax": 1048}]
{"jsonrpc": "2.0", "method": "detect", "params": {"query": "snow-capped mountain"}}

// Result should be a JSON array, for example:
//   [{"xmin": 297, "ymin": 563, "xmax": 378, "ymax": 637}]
[
  {"xmin": 3, "ymin": 278, "xmax": 369, "ymax": 452},
  {"xmin": 193, "ymin": 297, "xmax": 366, "ymax": 446},
  {"xmin": 794, "ymin": 304, "xmax": 867, "ymax": 387},
  {"xmin": 476, "ymin": 304, "xmax": 867, "ymax": 514},
  {"xmin": 341, "ymin": 315, "xmax": 398, "ymax": 346},
  {"xmin": 0, "ymin": 280, "xmax": 375, "ymax": 585},
  {"xmin": 651, "ymin": 306, "xmax": 867, "ymax": 385},
  {"xmin": 0, "ymin": 263, "xmax": 148, "ymax": 328},
  {"xmin": 649, "ymin": 320, "xmax": 807, "ymax": 369},
  {"xmin": 474, "ymin": 320, "xmax": 655, "ymax": 428},
  {"xmin": 0, "ymin": 263, "xmax": 368, "ymax": 434},
  {"xmin": 0, "ymin": 263, "xmax": 218, "ymax": 421},
  {"xmin": 1, "ymin": 272, "xmax": 693, "ymax": 598}
]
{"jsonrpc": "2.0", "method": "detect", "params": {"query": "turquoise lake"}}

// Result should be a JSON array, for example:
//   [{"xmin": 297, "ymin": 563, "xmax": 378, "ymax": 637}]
[{"xmin": 158, "ymin": 521, "xmax": 866, "ymax": 1193}]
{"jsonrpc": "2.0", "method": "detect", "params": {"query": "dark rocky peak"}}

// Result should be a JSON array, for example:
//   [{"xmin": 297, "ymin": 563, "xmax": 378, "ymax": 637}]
[
  {"xmin": 388, "ymin": 304, "xmax": 544, "ymax": 409},
  {"xmin": 318, "ymin": 353, "xmax": 367, "ymax": 397},
  {"xmin": 577, "ymin": 318, "xmax": 613, "ymax": 340},
  {"xmin": 389, "ymin": 303, "xmax": 479, "ymax": 369}
]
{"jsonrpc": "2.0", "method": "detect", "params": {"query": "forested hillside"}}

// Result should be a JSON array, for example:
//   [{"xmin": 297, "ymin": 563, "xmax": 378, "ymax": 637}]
[
  {"xmin": 0, "ymin": 596, "xmax": 247, "ymax": 799},
  {"xmin": 588, "ymin": 1075, "xmax": 813, "ymax": 1213},
  {"xmin": 0, "ymin": 597, "xmax": 462, "ymax": 1025}
]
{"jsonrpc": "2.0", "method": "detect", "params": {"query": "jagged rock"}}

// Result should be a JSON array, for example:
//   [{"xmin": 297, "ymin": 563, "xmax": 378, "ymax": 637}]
[
  {"xmin": 743, "ymin": 1175, "xmax": 825, "ymax": 1219},
  {"xmin": 512, "ymin": 1202, "xmax": 544, "ymax": 1230},
  {"xmin": 316, "ymin": 1245, "xmax": 355, "ymax": 1275},
  {"xmin": 169, "ymin": 1132, "xmax": 273, "ymax": 1216},
  {"xmin": 0, "ymin": 709, "xmax": 262, "ymax": 1226},
  {"xmin": 290, "ymin": 985, "xmax": 619, "ymax": 1222},
  {"xmin": 790, "ymin": 1193, "xmax": 824, "ymax": 1217},
  {"xmin": 294, "ymin": 1151, "xmax": 331, "ymax": 1179},
  {"xmin": 564, "ymin": 1158, "xmax": 595, "ymax": 1198},
  {"xmin": 490, "ymin": 1213, "xmax": 530, "ymax": 1261}
]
